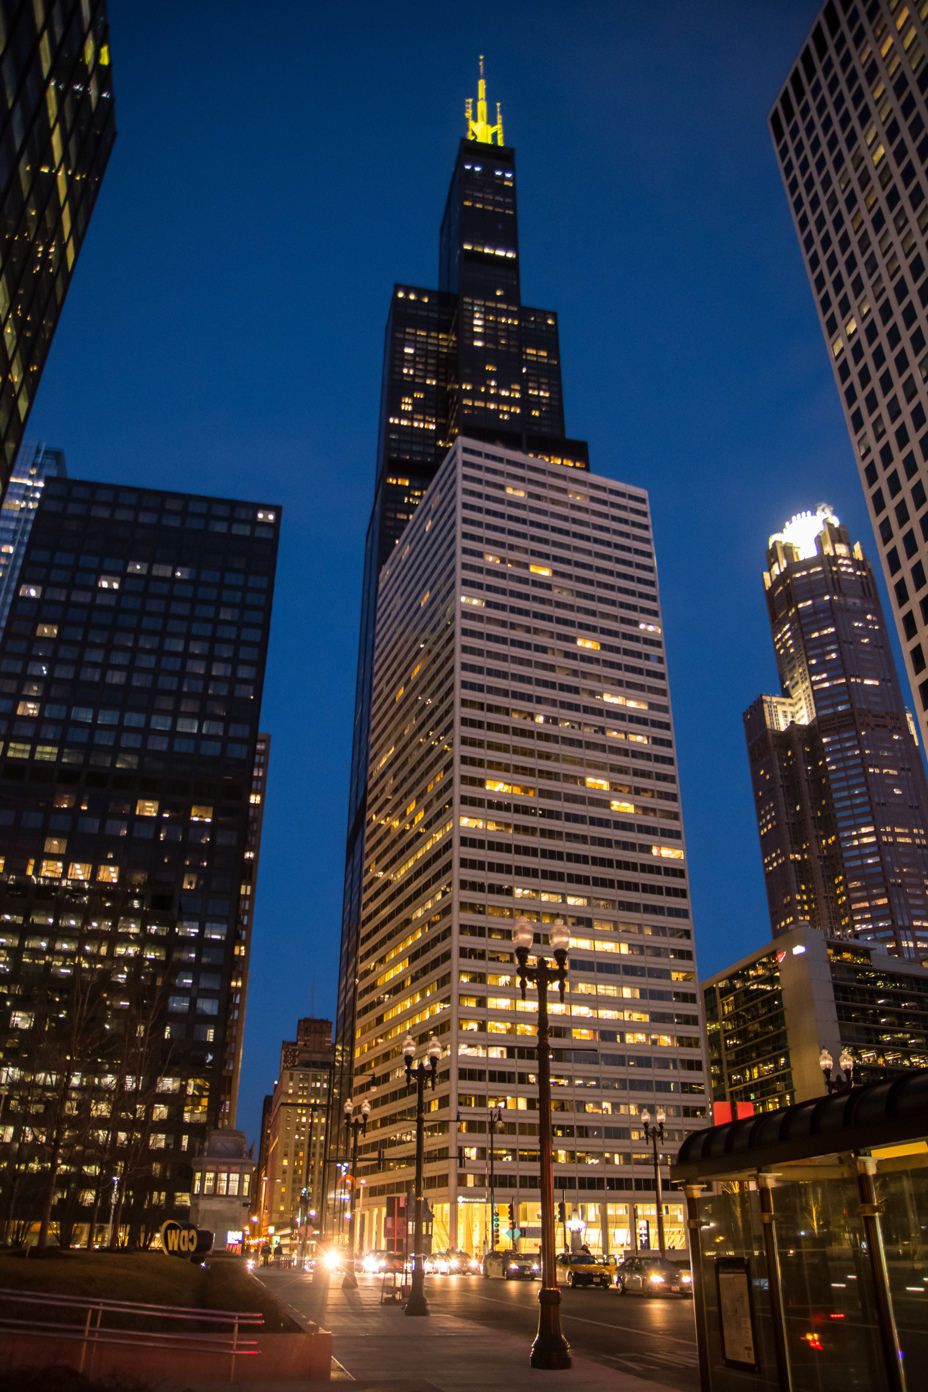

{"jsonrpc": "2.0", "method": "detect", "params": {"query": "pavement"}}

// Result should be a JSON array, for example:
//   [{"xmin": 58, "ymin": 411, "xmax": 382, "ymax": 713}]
[{"xmin": 254, "ymin": 1269, "xmax": 682, "ymax": 1392}]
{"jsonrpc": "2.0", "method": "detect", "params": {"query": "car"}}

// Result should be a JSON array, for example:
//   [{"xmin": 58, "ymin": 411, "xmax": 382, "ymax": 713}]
[
  {"xmin": 432, "ymin": 1249, "xmax": 481, "ymax": 1275},
  {"xmin": 360, "ymin": 1249, "xmax": 404, "ymax": 1274},
  {"xmin": 483, "ymin": 1248, "xmax": 540, "ymax": 1280},
  {"xmin": 555, "ymin": 1252, "xmax": 616, "ymax": 1288},
  {"xmin": 614, "ymin": 1255, "xmax": 693, "ymax": 1297}
]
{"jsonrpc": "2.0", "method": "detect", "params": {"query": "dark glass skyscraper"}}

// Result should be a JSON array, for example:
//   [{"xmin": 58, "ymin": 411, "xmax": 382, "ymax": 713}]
[
  {"xmin": 744, "ymin": 505, "xmax": 928, "ymax": 958},
  {"xmin": 335, "ymin": 66, "xmax": 589, "ymax": 1149},
  {"xmin": 0, "ymin": 476, "xmax": 279, "ymax": 1237},
  {"xmin": 0, "ymin": 2, "xmax": 115, "ymax": 490}
]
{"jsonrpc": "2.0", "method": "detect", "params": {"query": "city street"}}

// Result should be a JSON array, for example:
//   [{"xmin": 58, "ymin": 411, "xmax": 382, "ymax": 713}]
[{"xmin": 259, "ymin": 1269, "xmax": 699, "ymax": 1392}]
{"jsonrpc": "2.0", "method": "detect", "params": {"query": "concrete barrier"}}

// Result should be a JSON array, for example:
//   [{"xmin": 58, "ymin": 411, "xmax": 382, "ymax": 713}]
[{"xmin": 0, "ymin": 1328, "xmax": 334, "ymax": 1382}]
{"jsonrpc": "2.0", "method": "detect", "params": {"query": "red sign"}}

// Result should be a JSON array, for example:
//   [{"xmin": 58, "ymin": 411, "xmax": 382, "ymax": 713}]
[{"xmin": 384, "ymin": 1195, "xmax": 407, "ymax": 1254}]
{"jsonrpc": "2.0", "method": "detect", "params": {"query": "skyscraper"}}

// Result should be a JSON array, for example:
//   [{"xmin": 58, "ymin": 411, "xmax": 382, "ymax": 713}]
[
  {"xmin": 336, "ymin": 63, "xmax": 589, "ymax": 1166},
  {"xmin": 0, "ymin": 475, "xmax": 279, "ymax": 1239},
  {"xmin": 219, "ymin": 730, "xmax": 270, "ymax": 1127},
  {"xmin": 0, "ymin": 440, "xmax": 66, "ymax": 630},
  {"xmin": 255, "ymin": 1018, "xmax": 333, "ymax": 1245},
  {"xmin": 346, "ymin": 436, "xmax": 706, "ymax": 1256},
  {"xmin": 744, "ymin": 504, "xmax": 928, "ymax": 957},
  {"xmin": 0, "ymin": 3, "xmax": 115, "ymax": 490},
  {"xmin": 771, "ymin": 2, "xmax": 928, "ymax": 744}
]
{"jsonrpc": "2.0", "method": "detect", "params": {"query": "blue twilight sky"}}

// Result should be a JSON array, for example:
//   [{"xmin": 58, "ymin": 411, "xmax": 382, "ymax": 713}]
[{"xmin": 29, "ymin": 0, "xmax": 892, "ymax": 1146}]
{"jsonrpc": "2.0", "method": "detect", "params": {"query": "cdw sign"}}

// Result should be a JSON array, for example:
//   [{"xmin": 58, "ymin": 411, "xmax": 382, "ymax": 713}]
[{"xmin": 161, "ymin": 1220, "xmax": 212, "ymax": 1261}]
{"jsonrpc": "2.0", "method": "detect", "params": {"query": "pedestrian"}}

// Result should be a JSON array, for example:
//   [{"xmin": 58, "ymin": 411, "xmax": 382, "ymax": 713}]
[
  {"xmin": 274, "ymin": 1241, "xmax": 283, "ymax": 1263},
  {"xmin": 260, "ymin": 1241, "xmax": 271, "ymax": 1268}
]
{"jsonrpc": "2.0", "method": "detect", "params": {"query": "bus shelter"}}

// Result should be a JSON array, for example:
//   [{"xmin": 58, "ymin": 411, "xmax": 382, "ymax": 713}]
[{"xmin": 670, "ymin": 1068, "xmax": 928, "ymax": 1392}]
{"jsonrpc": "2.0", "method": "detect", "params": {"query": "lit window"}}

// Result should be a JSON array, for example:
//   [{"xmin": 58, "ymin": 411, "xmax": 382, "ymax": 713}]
[
  {"xmin": 39, "ymin": 859, "xmax": 63, "ymax": 877},
  {"xmin": 36, "ymin": 624, "xmax": 57, "ymax": 638},
  {"xmin": 576, "ymin": 638, "xmax": 599, "ymax": 650},
  {"xmin": 16, "ymin": 701, "xmax": 39, "ymax": 717},
  {"xmin": 67, "ymin": 862, "xmax": 91, "ymax": 880},
  {"xmin": 586, "ymin": 777, "xmax": 610, "ymax": 791},
  {"xmin": 18, "ymin": 584, "xmax": 41, "ymax": 598},
  {"xmin": 190, "ymin": 805, "xmax": 213, "ymax": 822},
  {"xmin": 97, "ymin": 575, "xmax": 121, "ymax": 589},
  {"xmin": 44, "ymin": 837, "xmax": 66, "ymax": 855},
  {"xmin": 652, "ymin": 846, "xmax": 684, "ymax": 860},
  {"xmin": 97, "ymin": 866, "xmax": 119, "ymax": 883},
  {"xmin": 136, "ymin": 799, "xmax": 159, "ymax": 816}
]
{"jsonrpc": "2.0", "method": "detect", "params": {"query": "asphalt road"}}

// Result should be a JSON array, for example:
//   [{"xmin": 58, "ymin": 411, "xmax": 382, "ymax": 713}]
[{"xmin": 423, "ymin": 1275, "xmax": 700, "ymax": 1392}]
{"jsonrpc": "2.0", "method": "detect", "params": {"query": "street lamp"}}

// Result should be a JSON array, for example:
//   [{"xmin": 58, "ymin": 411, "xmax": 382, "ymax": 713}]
[
  {"xmin": 639, "ymin": 1107, "xmax": 666, "ymax": 1256},
  {"xmin": 403, "ymin": 1032, "xmax": 441, "ymax": 1318},
  {"xmin": 341, "ymin": 1096, "xmax": 371, "ymax": 1289},
  {"xmin": 819, "ymin": 1046, "xmax": 861, "ymax": 1095},
  {"xmin": 513, "ymin": 913, "xmax": 572, "ymax": 1371},
  {"xmin": 487, "ymin": 1104, "xmax": 504, "ymax": 1252}
]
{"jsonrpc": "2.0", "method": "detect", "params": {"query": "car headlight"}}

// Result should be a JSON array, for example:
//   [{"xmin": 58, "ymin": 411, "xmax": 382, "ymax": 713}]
[
  {"xmin": 532, "ymin": 1263, "xmax": 540, "ymax": 1270},
  {"xmin": 649, "ymin": 1274, "xmax": 665, "ymax": 1284},
  {"xmin": 681, "ymin": 1274, "xmax": 692, "ymax": 1283},
  {"xmin": 323, "ymin": 1249, "xmax": 340, "ymax": 1269},
  {"xmin": 509, "ymin": 1263, "xmax": 519, "ymax": 1269}
]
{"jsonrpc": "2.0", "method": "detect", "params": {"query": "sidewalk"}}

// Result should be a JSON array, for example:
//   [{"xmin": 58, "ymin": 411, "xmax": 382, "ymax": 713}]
[{"xmin": 256, "ymin": 1270, "xmax": 682, "ymax": 1392}]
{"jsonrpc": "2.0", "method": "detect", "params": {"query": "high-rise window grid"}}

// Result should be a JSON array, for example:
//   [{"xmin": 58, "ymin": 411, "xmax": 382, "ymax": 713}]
[
  {"xmin": 771, "ymin": 0, "xmax": 928, "ymax": 747},
  {"xmin": 348, "ymin": 438, "xmax": 706, "ymax": 1254}
]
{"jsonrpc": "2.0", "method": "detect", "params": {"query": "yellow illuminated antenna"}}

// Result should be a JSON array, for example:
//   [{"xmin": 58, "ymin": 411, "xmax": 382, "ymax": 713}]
[{"xmin": 466, "ymin": 55, "xmax": 504, "ymax": 146}]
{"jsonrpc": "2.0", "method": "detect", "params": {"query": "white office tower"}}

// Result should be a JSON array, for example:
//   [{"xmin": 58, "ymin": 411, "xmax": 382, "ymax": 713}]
[{"xmin": 350, "ymin": 438, "xmax": 707, "ymax": 1259}]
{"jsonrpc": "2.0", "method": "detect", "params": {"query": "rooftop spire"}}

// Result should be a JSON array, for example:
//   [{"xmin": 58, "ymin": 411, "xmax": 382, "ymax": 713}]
[{"xmin": 466, "ymin": 55, "xmax": 504, "ymax": 146}]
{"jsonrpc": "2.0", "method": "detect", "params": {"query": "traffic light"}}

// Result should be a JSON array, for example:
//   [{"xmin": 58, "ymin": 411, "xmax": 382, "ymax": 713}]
[
  {"xmin": 507, "ymin": 1202, "xmax": 516, "ymax": 1229},
  {"xmin": 557, "ymin": 1202, "xmax": 566, "ymax": 1223},
  {"xmin": 492, "ymin": 1207, "xmax": 500, "ymax": 1243}
]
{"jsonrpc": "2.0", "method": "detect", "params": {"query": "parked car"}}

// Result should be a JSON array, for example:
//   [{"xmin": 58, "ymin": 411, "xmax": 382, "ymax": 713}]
[
  {"xmin": 483, "ymin": 1249, "xmax": 540, "ymax": 1280},
  {"xmin": 555, "ymin": 1252, "xmax": 616, "ymax": 1288},
  {"xmin": 614, "ymin": 1255, "xmax": 693, "ymax": 1297}
]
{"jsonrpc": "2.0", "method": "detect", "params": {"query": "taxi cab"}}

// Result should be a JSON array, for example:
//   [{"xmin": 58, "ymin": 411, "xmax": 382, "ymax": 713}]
[{"xmin": 555, "ymin": 1252, "xmax": 616, "ymax": 1288}]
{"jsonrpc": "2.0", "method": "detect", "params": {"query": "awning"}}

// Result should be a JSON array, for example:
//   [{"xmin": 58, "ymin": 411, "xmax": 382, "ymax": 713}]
[{"xmin": 670, "ymin": 1067, "xmax": 928, "ymax": 1182}]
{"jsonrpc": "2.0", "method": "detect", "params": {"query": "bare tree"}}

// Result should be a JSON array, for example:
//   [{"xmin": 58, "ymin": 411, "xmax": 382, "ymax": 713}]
[{"xmin": 22, "ymin": 965, "xmax": 112, "ymax": 1249}]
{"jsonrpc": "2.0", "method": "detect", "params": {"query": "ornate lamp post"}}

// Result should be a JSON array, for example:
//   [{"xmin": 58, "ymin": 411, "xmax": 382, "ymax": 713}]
[
  {"xmin": 820, "ymin": 1046, "xmax": 861, "ymax": 1095},
  {"xmin": 487, "ymin": 1104, "xmax": 504, "ymax": 1252},
  {"xmin": 639, "ymin": 1106, "xmax": 666, "ymax": 1255},
  {"xmin": 513, "ymin": 913, "xmax": 571, "ymax": 1372},
  {"xmin": 341, "ymin": 1096, "xmax": 370, "ymax": 1290},
  {"xmin": 403, "ymin": 1033, "xmax": 441, "ymax": 1317}
]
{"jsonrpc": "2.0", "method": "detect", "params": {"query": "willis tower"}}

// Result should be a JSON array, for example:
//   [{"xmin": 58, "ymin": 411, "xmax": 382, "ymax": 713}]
[{"xmin": 334, "ymin": 62, "xmax": 588, "ymax": 1150}]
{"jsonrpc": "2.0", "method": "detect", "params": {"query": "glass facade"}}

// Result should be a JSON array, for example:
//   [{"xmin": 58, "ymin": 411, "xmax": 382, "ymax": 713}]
[
  {"xmin": 347, "ymin": 438, "xmax": 706, "ymax": 1257},
  {"xmin": 744, "ymin": 510, "xmax": 928, "ymax": 956},
  {"xmin": 0, "ymin": 476, "xmax": 279, "ymax": 1237},
  {"xmin": 0, "ymin": 438, "xmax": 65, "ymax": 629},
  {"xmin": 771, "ymin": 3, "xmax": 928, "ymax": 755},
  {"xmin": 704, "ymin": 923, "xmax": 928, "ymax": 1113},
  {"xmin": 0, "ymin": 2, "xmax": 115, "ymax": 488}
]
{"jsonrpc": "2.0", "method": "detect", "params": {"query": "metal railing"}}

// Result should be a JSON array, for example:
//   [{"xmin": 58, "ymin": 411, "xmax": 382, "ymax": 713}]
[{"xmin": 0, "ymin": 1287, "xmax": 264, "ymax": 1382}]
